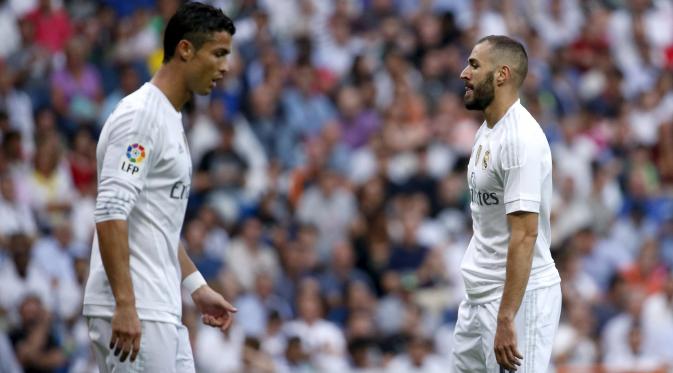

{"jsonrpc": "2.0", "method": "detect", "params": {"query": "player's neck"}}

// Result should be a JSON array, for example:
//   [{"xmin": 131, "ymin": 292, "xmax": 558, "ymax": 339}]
[
  {"xmin": 484, "ymin": 90, "xmax": 519, "ymax": 129},
  {"xmin": 150, "ymin": 63, "xmax": 191, "ymax": 111}
]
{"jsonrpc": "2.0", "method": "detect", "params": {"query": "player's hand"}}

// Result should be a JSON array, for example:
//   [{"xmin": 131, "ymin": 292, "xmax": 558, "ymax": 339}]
[
  {"xmin": 110, "ymin": 304, "xmax": 141, "ymax": 363},
  {"xmin": 494, "ymin": 318, "xmax": 522, "ymax": 371},
  {"xmin": 192, "ymin": 285, "xmax": 237, "ymax": 332}
]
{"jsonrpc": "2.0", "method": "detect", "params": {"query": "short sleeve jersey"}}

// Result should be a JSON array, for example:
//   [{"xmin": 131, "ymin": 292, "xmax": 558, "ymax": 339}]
[
  {"xmin": 83, "ymin": 83, "xmax": 192, "ymax": 324},
  {"xmin": 460, "ymin": 100, "xmax": 560, "ymax": 303}
]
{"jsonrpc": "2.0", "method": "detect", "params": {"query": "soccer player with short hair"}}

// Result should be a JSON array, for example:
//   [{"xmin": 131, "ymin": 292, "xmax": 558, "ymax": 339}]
[
  {"xmin": 83, "ymin": 3, "xmax": 237, "ymax": 372},
  {"xmin": 452, "ymin": 35, "xmax": 562, "ymax": 372}
]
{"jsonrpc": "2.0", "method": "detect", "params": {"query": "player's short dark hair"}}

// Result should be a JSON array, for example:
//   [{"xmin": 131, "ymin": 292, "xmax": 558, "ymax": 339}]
[
  {"xmin": 163, "ymin": 2, "xmax": 236, "ymax": 63},
  {"xmin": 477, "ymin": 35, "xmax": 528, "ymax": 87}
]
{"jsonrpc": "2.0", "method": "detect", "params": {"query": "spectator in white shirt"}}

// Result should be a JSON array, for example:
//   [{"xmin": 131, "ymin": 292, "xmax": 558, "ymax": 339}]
[
  {"xmin": 386, "ymin": 335, "xmax": 444, "ymax": 373},
  {"xmin": 31, "ymin": 219, "xmax": 84, "ymax": 284},
  {"xmin": 0, "ymin": 65, "xmax": 35, "ymax": 156},
  {"xmin": 552, "ymin": 300, "xmax": 598, "ymax": 367},
  {"xmin": 225, "ymin": 216, "xmax": 280, "ymax": 292},
  {"xmin": 604, "ymin": 321, "xmax": 666, "ymax": 372},
  {"xmin": 194, "ymin": 323, "xmax": 246, "ymax": 373},
  {"xmin": 642, "ymin": 268, "xmax": 673, "ymax": 366},
  {"xmin": 236, "ymin": 271, "xmax": 292, "ymax": 337},
  {"xmin": 315, "ymin": 14, "xmax": 363, "ymax": 79},
  {"xmin": 0, "ymin": 232, "xmax": 81, "ymax": 323},
  {"xmin": 529, "ymin": 0, "xmax": 584, "ymax": 50},
  {"xmin": 0, "ymin": 233, "xmax": 50, "ymax": 324},
  {"xmin": 602, "ymin": 289, "xmax": 647, "ymax": 365},
  {"xmin": 0, "ymin": 172, "xmax": 36, "ymax": 242},
  {"xmin": 297, "ymin": 167, "xmax": 357, "ymax": 262},
  {"xmin": 284, "ymin": 292, "xmax": 348, "ymax": 372}
]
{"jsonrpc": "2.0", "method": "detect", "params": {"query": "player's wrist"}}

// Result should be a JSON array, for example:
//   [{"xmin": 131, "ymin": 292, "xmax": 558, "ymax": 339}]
[
  {"xmin": 497, "ymin": 313, "xmax": 514, "ymax": 323},
  {"xmin": 114, "ymin": 293, "xmax": 136, "ymax": 308},
  {"xmin": 183, "ymin": 271, "xmax": 207, "ymax": 294}
]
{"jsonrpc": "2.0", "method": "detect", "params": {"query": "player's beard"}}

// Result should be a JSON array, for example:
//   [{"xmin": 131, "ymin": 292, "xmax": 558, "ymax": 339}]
[{"xmin": 464, "ymin": 72, "xmax": 495, "ymax": 111}]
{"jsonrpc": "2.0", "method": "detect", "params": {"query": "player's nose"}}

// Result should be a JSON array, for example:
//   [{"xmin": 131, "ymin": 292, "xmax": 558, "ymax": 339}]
[
  {"xmin": 460, "ymin": 66, "xmax": 470, "ymax": 81},
  {"xmin": 216, "ymin": 62, "xmax": 228, "ymax": 78}
]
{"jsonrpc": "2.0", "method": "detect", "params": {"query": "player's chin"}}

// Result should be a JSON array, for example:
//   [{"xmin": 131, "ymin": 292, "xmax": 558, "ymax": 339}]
[
  {"xmin": 463, "ymin": 96, "xmax": 475, "ymax": 110},
  {"xmin": 194, "ymin": 86, "xmax": 213, "ymax": 96}
]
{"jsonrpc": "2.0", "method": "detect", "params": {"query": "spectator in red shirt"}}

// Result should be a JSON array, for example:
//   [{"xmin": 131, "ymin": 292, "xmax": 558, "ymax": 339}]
[
  {"xmin": 67, "ymin": 127, "xmax": 96, "ymax": 195},
  {"xmin": 621, "ymin": 239, "xmax": 669, "ymax": 295},
  {"xmin": 23, "ymin": 0, "xmax": 72, "ymax": 54}
]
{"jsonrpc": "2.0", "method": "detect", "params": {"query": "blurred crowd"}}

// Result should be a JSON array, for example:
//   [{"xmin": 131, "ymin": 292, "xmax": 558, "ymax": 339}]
[{"xmin": 1, "ymin": 0, "xmax": 673, "ymax": 372}]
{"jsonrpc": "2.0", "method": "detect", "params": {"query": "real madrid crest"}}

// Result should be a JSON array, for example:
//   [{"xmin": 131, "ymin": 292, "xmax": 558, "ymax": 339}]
[{"xmin": 482, "ymin": 150, "xmax": 490, "ymax": 169}]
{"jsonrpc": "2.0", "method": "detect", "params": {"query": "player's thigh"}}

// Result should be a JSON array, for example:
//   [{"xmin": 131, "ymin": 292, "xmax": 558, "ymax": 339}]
[
  {"xmin": 528, "ymin": 284, "xmax": 562, "ymax": 372},
  {"xmin": 87, "ymin": 316, "xmax": 149, "ymax": 373},
  {"xmin": 477, "ymin": 289, "xmax": 560, "ymax": 373},
  {"xmin": 87, "ymin": 317, "xmax": 182, "ymax": 373},
  {"xmin": 453, "ymin": 300, "xmax": 489, "ymax": 373},
  {"xmin": 175, "ymin": 324, "xmax": 195, "ymax": 373},
  {"xmin": 514, "ymin": 284, "xmax": 562, "ymax": 373},
  {"xmin": 476, "ymin": 300, "xmax": 503, "ymax": 373},
  {"xmin": 87, "ymin": 317, "xmax": 115, "ymax": 373}
]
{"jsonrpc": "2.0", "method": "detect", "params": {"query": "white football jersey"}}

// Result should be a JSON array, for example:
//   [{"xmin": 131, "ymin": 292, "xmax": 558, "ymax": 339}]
[
  {"xmin": 83, "ymin": 83, "xmax": 192, "ymax": 325},
  {"xmin": 460, "ymin": 99, "xmax": 560, "ymax": 303}
]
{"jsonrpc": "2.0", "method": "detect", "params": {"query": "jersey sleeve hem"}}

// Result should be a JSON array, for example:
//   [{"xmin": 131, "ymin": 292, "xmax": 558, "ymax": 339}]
[
  {"xmin": 505, "ymin": 199, "xmax": 540, "ymax": 214},
  {"xmin": 504, "ymin": 192, "xmax": 540, "ymax": 204},
  {"xmin": 93, "ymin": 214, "xmax": 129, "ymax": 224}
]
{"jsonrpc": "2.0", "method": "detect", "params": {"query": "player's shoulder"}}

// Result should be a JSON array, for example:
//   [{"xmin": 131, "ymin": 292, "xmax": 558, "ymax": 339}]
[
  {"xmin": 104, "ymin": 85, "xmax": 162, "ymax": 135},
  {"xmin": 499, "ymin": 102, "xmax": 547, "ymax": 169},
  {"xmin": 119, "ymin": 83, "xmax": 165, "ymax": 120},
  {"xmin": 508, "ymin": 102, "xmax": 545, "ymax": 136}
]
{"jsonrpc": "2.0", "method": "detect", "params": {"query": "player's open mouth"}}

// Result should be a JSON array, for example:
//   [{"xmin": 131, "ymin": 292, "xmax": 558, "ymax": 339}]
[{"xmin": 211, "ymin": 76, "xmax": 223, "ymax": 88}]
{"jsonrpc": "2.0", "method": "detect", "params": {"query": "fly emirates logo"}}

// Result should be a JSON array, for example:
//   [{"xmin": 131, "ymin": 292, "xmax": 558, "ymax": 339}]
[
  {"xmin": 469, "ymin": 188, "xmax": 500, "ymax": 206},
  {"xmin": 469, "ymin": 171, "xmax": 500, "ymax": 206}
]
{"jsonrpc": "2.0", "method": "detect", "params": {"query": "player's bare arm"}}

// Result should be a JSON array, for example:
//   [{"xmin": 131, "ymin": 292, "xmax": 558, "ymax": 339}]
[
  {"xmin": 96, "ymin": 220, "xmax": 141, "ymax": 363},
  {"xmin": 178, "ymin": 243, "xmax": 237, "ymax": 331},
  {"xmin": 495, "ymin": 211, "xmax": 539, "ymax": 371}
]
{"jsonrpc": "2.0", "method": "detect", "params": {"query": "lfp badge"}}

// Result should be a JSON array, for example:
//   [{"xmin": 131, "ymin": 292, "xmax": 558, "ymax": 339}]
[
  {"xmin": 121, "ymin": 143, "xmax": 146, "ymax": 176},
  {"xmin": 126, "ymin": 143, "xmax": 146, "ymax": 164}
]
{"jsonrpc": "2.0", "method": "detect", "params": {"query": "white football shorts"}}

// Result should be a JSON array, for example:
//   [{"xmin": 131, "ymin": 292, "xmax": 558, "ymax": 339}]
[
  {"xmin": 453, "ymin": 283, "xmax": 562, "ymax": 373},
  {"xmin": 87, "ymin": 316, "xmax": 195, "ymax": 373}
]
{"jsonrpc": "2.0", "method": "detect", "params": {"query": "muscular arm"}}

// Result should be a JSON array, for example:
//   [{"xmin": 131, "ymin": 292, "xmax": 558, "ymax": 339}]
[
  {"xmin": 97, "ymin": 220, "xmax": 135, "ymax": 308},
  {"xmin": 498, "ymin": 211, "xmax": 539, "ymax": 322},
  {"xmin": 97, "ymin": 219, "xmax": 142, "ymax": 362}
]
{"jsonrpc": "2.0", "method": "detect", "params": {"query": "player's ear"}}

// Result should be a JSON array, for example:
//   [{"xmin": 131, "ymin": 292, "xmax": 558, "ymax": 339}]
[
  {"xmin": 496, "ymin": 65, "xmax": 510, "ymax": 86},
  {"xmin": 176, "ymin": 40, "xmax": 194, "ymax": 61}
]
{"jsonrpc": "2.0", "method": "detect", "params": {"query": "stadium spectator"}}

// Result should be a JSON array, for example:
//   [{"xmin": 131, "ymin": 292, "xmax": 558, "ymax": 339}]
[
  {"xmin": 49, "ymin": 37, "xmax": 102, "ymax": 129},
  {"xmin": 8, "ymin": 295, "xmax": 66, "ymax": 373},
  {"xmin": 224, "ymin": 216, "xmax": 280, "ymax": 292},
  {"xmin": 0, "ymin": 172, "xmax": 37, "ymax": 241},
  {"xmin": 0, "ymin": 233, "xmax": 51, "ymax": 322},
  {"xmin": 284, "ymin": 291, "xmax": 348, "ymax": 372},
  {"xmin": 23, "ymin": 0, "xmax": 72, "ymax": 54},
  {"xmin": 642, "ymin": 268, "xmax": 673, "ymax": 366}
]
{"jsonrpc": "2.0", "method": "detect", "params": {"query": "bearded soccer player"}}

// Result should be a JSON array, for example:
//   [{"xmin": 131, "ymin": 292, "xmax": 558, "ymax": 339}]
[
  {"xmin": 452, "ymin": 35, "xmax": 562, "ymax": 373},
  {"xmin": 83, "ymin": 3, "xmax": 237, "ymax": 372}
]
